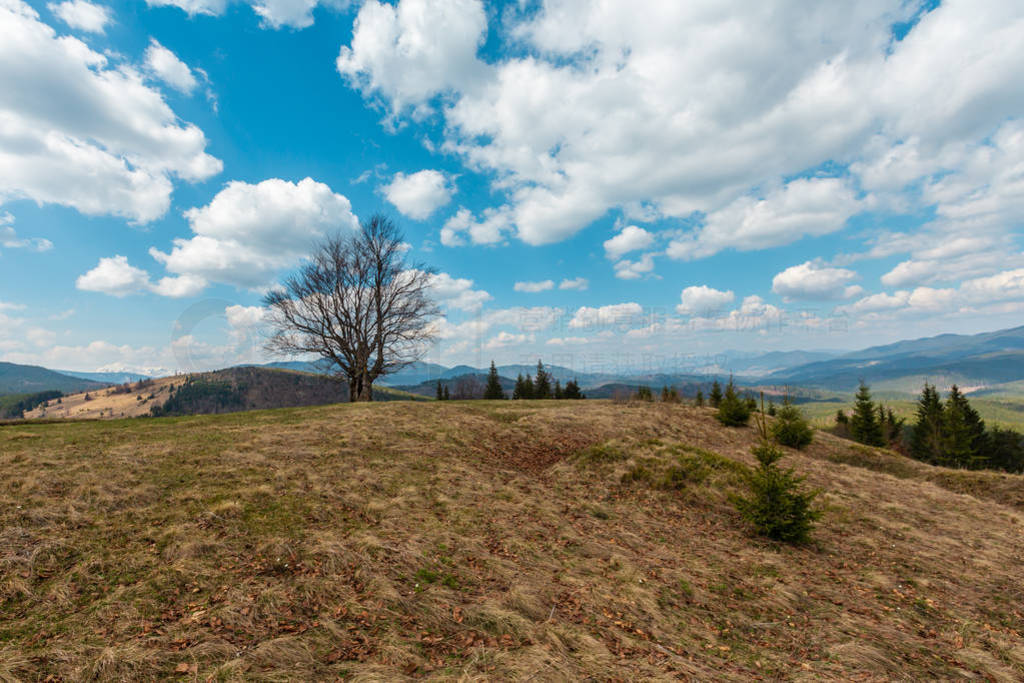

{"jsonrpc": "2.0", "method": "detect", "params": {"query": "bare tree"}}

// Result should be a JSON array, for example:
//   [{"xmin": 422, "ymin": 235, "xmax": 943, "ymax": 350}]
[{"xmin": 263, "ymin": 214, "xmax": 439, "ymax": 401}]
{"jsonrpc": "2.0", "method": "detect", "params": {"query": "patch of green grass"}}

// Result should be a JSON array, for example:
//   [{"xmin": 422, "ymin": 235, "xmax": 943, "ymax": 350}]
[{"xmin": 575, "ymin": 442, "xmax": 627, "ymax": 465}]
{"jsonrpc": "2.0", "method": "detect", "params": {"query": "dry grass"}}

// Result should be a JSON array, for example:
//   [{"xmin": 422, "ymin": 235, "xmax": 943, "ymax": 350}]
[
  {"xmin": 21, "ymin": 377, "xmax": 178, "ymax": 420},
  {"xmin": 1, "ymin": 401, "xmax": 1023, "ymax": 680}
]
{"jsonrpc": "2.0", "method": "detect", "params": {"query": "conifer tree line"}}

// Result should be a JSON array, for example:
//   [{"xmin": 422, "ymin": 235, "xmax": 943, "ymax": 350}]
[
  {"xmin": 835, "ymin": 381, "xmax": 1024, "ymax": 473},
  {"xmin": 511, "ymin": 360, "xmax": 584, "ymax": 400},
  {"xmin": 433, "ymin": 359, "xmax": 587, "ymax": 400}
]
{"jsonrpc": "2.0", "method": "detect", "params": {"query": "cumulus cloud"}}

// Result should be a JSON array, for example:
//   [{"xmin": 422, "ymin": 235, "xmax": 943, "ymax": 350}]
[
  {"xmin": 676, "ymin": 285, "xmax": 735, "ymax": 316},
  {"xmin": 382, "ymin": 169, "xmax": 454, "ymax": 220},
  {"xmin": 513, "ymin": 280, "xmax": 554, "ymax": 293},
  {"xmin": 613, "ymin": 253, "xmax": 655, "ymax": 280},
  {"xmin": 146, "ymin": 0, "xmax": 344, "ymax": 29},
  {"xmin": 76, "ymin": 255, "xmax": 152, "ymax": 297},
  {"xmin": 772, "ymin": 261, "xmax": 862, "ymax": 301},
  {"xmin": 568, "ymin": 302, "xmax": 644, "ymax": 329},
  {"xmin": 336, "ymin": 0, "xmax": 488, "ymax": 114},
  {"xmin": 76, "ymin": 255, "xmax": 206, "ymax": 298},
  {"xmin": 484, "ymin": 331, "xmax": 532, "ymax": 349},
  {"xmin": 440, "ymin": 206, "xmax": 511, "ymax": 246},
  {"xmin": 546, "ymin": 336, "xmax": 588, "ymax": 346},
  {"xmin": 144, "ymin": 39, "xmax": 198, "ymax": 94},
  {"xmin": 48, "ymin": 0, "xmax": 110, "ymax": 32},
  {"xmin": 337, "ymin": 0, "xmax": 1024, "ymax": 256},
  {"xmin": 558, "ymin": 277, "xmax": 588, "ymax": 291},
  {"xmin": 150, "ymin": 177, "xmax": 358, "ymax": 289},
  {"xmin": 667, "ymin": 178, "xmax": 861, "ymax": 260},
  {"xmin": 0, "ymin": 0, "xmax": 221, "ymax": 223},
  {"xmin": 427, "ymin": 271, "xmax": 491, "ymax": 311},
  {"xmin": 840, "ymin": 268, "xmax": 1024, "ymax": 320},
  {"xmin": 0, "ymin": 212, "xmax": 53, "ymax": 253},
  {"xmin": 603, "ymin": 225, "xmax": 654, "ymax": 260}
]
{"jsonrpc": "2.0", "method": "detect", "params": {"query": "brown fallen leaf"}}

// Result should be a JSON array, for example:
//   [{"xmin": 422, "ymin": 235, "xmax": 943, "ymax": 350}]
[{"xmin": 175, "ymin": 662, "xmax": 190, "ymax": 673}]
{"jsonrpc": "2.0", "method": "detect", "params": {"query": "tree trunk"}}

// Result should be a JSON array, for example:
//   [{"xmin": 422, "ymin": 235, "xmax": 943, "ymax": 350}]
[{"xmin": 349, "ymin": 372, "xmax": 373, "ymax": 402}]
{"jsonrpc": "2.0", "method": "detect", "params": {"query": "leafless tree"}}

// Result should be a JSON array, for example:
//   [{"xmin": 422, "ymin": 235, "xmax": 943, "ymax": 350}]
[{"xmin": 263, "ymin": 214, "xmax": 439, "ymax": 401}]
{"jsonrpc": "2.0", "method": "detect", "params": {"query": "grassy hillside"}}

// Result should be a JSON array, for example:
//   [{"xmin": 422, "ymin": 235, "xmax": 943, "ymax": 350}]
[
  {"xmin": 2, "ymin": 401, "xmax": 1022, "ymax": 679},
  {"xmin": 0, "ymin": 361, "xmax": 105, "ymax": 396},
  {"xmin": 799, "ymin": 394, "xmax": 1024, "ymax": 432},
  {"xmin": 22, "ymin": 366, "xmax": 428, "ymax": 420}
]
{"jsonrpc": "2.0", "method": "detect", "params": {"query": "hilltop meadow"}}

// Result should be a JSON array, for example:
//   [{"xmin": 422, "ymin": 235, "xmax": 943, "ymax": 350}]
[{"xmin": 2, "ymin": 400, "xmax": 1023, "ymax": 680}]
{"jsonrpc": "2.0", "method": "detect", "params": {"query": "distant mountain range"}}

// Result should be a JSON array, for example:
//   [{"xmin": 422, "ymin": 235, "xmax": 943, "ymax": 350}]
[
  {"xmin": 0, "ymin": 362, "xmax": 106, "ymax": 397},
  {"xmin": 5, "ymin": 324, "xmax": 1024, "ymax": 400},
  {"xmin": 765, "ymin": 325, "xmax": 1024, "ymax": 392},
  {"xmin": 57, "ymin": 370, "xmax": 151, "ymax": 384}
]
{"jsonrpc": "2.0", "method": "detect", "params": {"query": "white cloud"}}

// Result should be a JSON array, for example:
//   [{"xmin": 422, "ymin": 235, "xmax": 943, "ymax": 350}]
[
  {"xmin": 336, "ymin": 0, "xmax": 488, "ymax": 114},
  {"xmin": 568, "ymin": 302, "xmax": 644, "ymax": 329},
  {"xmin": 151, "ymin": 177, "xmax": 358, "ymax": 289},
  {"xmin": 225, "ymin": 304, "xmax": 266, "ymax": 330},
  {"xmin": 0, "ymin": 212, "xmax": 53, "ymax": 253},
  {"xmin": 75, "ymin": 255, "xmax": 206, "ymax": 298},
  {"xmin": 48, "ymin": 0, "xmax": 110, "ymax": 32},
  {"xmin": 513, "ymin": 279, "xmax": 554, "ymax": 293},
  {"xmin": 676, "ymin": 285, "xmax": 735, "ymax": 316},
  {"xmin": 146, "ymin": 0, "xmax": 344, "ymax": 29},
  {"xmin": 0, "ymin": 0, "xmax": 221, "ymax": 223},
  {"xmin": 427, "ymin": 271, "xmax": 491, "ymax": 311},
  {"xmin": 338, "ymin": 0, "xmax": 1024, "ymax": 254},
  {"xmin": 613, "ymin": 253, "xmax": 655, "ymax": 280},
  {"xmin": 689, "ymin": 295, "xmax": 786, "ymax": 332},
  {"xmin": 837, "ymin": 290, "xmax": 910, "ymax": 315},
  {"xmin": 145, "ymin": 0, "xmax": 226, "ymax": 16},
  {"xmin": 440, "ymin": 206, "xmax": 511, "ymax": 246},
  {"xmin": 772, "ymin": 261, "xmax": 862, "ymax": 301},
  {"xmin": 76, "ymin": 255, "xmax": 151, "ymax": 297},
  {"xmin": 840, "ymin": 268, "xmax": 1024, "ymax": 320},
  {"xmin": 144, "ymin": 39, "xmax": 198, "ymax": 94},
  {"xmin": 603, "ymin": 225, "xmax": 654, "ymax": 259},
  {"xmin": 150, "ymin": 274, "xmax": 207, "ymax": 298},
  {"xmin": 483, "ymin": 331, "xmax": 532, "ymax": 349},
  {"xmin": 546, "ymin": 336, "xmax": 588, "ymax": 346},
  {"xmin": 558, "ymin": 277, "xmax": 588, "ymax": 291},
  {"xmin": 666, "ymin": 178, "xmax": 861, "ymax": 260},
  {"xmin": 382, "ymin": 169, "xmax": 454, "ymax": 220}
]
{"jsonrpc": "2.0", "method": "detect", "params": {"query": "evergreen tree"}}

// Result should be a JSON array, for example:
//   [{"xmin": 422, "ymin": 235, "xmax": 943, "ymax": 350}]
[
  {"xmin": 716, "ymin": 377, "xmax": 751, "ymax": 427},
  {"xmin": 709, "ymin": 381, "xmax": 723, "ymax": 407},
  {"xmin": 635, "ymin": 385, "xmax": 653, "ymax": 401},
  {"xmin": 483, "ymin": 361, "xmax": 506, "ymax": 400},
  {"xmin": 695, "ymin": 389, "xmax": 705, "ymax": 407},
  {"xmin": 553, "ymin": 379, "xmax": 564, "ymax": 399},
  {"xmin": 436, "ymin": 380, "xmax": 444, "ymax": 401},
  {"xmin": 522, "ymin": 374, "xmax": 535, "ymax": 400},
  {"xmin": 849, "ymin": 382, "xmax": 884, "ymax": 446},
  {"xmin": 512, "ymin": 374, "xmax": 525, "ymax": 400},
  {"xmin": 563, "ymin": 379, "xmax": 583, "ymax": 399},
  {"xmin": 533, "ymin": 360, "xmax": 551, "ymax": 399},
  {"xmin": 880, "ymin": 407, "xmax": 906, "ymax": 447},
  {"xmin": 733, "ymin": 441, "xmax": 821, "ymax": 543},
  {"xmin": 442, "ymin": 385, "xmax": 450, "ymax": 401},
  {"xmin": 660, "ymin": 385, "xmax": 670, "ymax": 402},
  {"xmin": 770, "ymin": 397, "xmax": 814, "ymax": 449},
  {"xmin": 988, "ymin": 427, "xmax": 1024, "ymax": 474},
  {"xmin": 910, "ymin": 383, "xmax": 944, "ymax": 464},
  {"xmin": 943, "ymin": 385, "xmax": 987, "ymax": 468}
]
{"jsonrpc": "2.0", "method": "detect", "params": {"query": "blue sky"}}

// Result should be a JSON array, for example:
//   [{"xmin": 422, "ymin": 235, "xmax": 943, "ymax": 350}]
[{"xmin": 1, "ymin": 0, "xmax": 1023, "ymax": 376}]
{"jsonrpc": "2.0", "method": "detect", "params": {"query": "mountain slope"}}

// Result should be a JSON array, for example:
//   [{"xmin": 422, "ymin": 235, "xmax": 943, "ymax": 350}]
[
  {"xmin": 1, "ymin": 401, "xmax": 1021, "ymax": 679},
  {"xmin": 767, "ymin": 326, "xmax": 1024, "ymax": 391},
  {"xmin": 0, "ymin": 361, "xmax": 106, "ymax": 396},
  {"xmin": 23, "ymin": 366, "xmax": 427, "ymax": 420}
]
